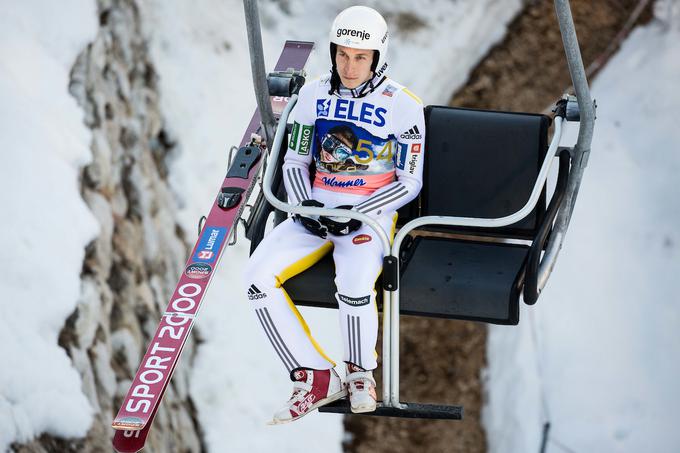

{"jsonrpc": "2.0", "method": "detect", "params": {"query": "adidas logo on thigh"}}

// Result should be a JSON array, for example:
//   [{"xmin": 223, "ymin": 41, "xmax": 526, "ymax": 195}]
[{"xmin": 248, "ymin": 284, "xmax": 267, "ymax": 300}]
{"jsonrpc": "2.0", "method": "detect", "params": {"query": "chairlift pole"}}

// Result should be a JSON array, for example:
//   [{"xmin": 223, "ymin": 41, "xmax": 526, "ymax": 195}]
[
  {"xmin": 387, "ymin": 0, "xmax": 595, "ymax": 408},
  {"xmin": 537, "ymin": 0, "xmax": 596, "ymax": 290},
  {"xmin": 243, "ymin": 0, "xmax": 277, "ymax": 146}
]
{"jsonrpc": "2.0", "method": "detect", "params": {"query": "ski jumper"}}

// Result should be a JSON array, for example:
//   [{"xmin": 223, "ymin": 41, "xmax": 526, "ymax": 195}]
[{"xmin": 245, "ymin": 73, "xmax": 425, "ymax": 373}]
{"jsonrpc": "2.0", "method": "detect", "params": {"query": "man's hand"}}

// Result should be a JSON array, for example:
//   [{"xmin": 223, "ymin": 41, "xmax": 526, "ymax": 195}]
[
  {"xmin": 293, "ymin": 200, "xmax": 328, "ymax": 239},
  {"xmin": 320, "ymin": 205, "xmax": 362, "ymax": 236}
]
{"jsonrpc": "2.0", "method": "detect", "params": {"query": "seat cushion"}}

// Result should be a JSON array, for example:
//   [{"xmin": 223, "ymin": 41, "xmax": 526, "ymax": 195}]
[
  {"xmin": 399, "ymin": 237, "xmax": 526, "ymax": 324},
  {"xmin": 284, "ymin": 236, "xmax": 526, "ymax": 325}
]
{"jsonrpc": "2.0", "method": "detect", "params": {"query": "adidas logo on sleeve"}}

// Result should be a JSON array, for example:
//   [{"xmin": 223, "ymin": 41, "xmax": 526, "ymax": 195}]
[{"xmin": 400, "ymin": 125, "xmax": 422, "ymax": 140}]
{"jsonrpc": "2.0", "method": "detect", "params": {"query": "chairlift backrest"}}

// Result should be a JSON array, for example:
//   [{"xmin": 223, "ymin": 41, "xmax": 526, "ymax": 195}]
[
  {"xmin": 422, "ymin": 106, "xmax": 551, "ymax": 240},
  {"xmin": 275, "ymin": 104, "xmax": 557, "ymax": 323}
]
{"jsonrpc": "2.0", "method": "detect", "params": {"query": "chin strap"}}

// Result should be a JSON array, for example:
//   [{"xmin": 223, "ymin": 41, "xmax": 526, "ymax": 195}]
[
  {"xmin": 329, "ymin": 70, "xmax": 386, "ymax": 99},
  {"xmin": 350, "ymin": 75, "xmax": 384, "ymax": 98}
]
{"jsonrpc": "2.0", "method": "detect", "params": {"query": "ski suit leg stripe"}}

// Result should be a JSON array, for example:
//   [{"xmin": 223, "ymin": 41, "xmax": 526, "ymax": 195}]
[
  {"xmin": 247, "ymin": 220, "xmax": 334, "ymax": 371},
  {"xmin": 262, "ymin": 311, "xmax": 300, "ymax": 371},
  {"xmin": 353, "ymin": 316, "xmax": 358, "ymax": 365},
  {"xmin": 349, "ymin": 315, "xmax": 356, "ymax": 365},
  {"xmin": 256, "ymin": 308, "xmax": 293, "ymax": 371},
  {"xmin": 274, "ymin": 239, "xmax": 337, "ymax": 367},
  {"xmin": 347, "ymin": 315, "xmax": 353, "ymax": 364},
  {"xmin": 262, "ymin": 306, "xmax": 301, "ymax": 369},
  {"xmin": 281, "ymin": 289, "xmax": 336, "ymax": 367},
  {"xmin": 258, "ymin": 308, "xmax": 296, "ymax": 371},
  {"xmin": 354, "ymin": 317, "xmax": 360, "ymax": 368},
  {"xmin": 357, "ymin": 317, "xmax": 362, "ymax": 368},
  {"xmin": 361, "ymin": 187, "xmax": 409, "ymax": 214},
  {"xmin": 350, "ymin": 316, "xmax": 359, "ymax": 364}
]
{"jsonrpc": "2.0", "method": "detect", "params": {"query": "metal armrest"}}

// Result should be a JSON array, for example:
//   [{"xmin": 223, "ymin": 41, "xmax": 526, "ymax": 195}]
[
  {"xmin": 391, "ymin": 116, "xmax": 564, "ymax": 261},
  {"xmin": 523, "ymin": 149, "xmax": 572, "ymax": 305}
]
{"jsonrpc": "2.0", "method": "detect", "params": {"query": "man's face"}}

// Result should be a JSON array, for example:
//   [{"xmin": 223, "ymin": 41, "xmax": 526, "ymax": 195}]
[{"xmin": 335, "ymin": 45, "xmax": 374, "ymax": 89}]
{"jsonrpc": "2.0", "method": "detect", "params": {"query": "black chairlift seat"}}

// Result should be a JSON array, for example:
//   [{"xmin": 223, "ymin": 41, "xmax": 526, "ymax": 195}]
[
  {"xmin": 247, "ymin": 104, "xmax": 571, "ymax": 420},
  {"xmin": 240, "ymin": 0, "xmax": 591, "ymax": 425},
  {"xmin": 281, "ymin": 105, "xmax": 570, "ymax": 325}
]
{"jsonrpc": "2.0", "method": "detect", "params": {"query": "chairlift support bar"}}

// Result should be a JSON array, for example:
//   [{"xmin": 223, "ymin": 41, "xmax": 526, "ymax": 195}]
[
  {"xmin": 243, "ymin": 0, "xmax": 276, "ymax": 147},
  {"xmin": 245, "ymin": 0, "xmax": 594, "ymax": 413},
  {"xmin": 541, "ymin": 0, "xmax": 596, "ymax": 295},
  {"xmin": 388, "ymin": 117, "xmax": 563, "ymax": 404}
]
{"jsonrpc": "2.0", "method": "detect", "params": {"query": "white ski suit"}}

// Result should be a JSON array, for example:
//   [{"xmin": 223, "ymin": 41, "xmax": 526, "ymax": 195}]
[{"xmin": 245, "ymin": 73, "xmax": 425, "ymax": 373}]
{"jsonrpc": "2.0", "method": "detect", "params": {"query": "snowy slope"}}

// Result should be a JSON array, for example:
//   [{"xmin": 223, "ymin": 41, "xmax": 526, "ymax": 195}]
[
  {"xmin": 0, "ymin": 1, "xmax": 98, "ymax": 451},
  {"xmin": 137, "ymin": 0, "xmax": 521, "ymax": 451},
  {"xmin": 484, "ymin": 3, "xmax": 680, "ymax": 452}
]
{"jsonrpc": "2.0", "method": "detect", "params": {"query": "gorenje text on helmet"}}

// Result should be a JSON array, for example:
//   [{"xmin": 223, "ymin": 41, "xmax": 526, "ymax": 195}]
[{"xmin": 336, "ymin": 28, "xmax": 371, "ymax": 40}]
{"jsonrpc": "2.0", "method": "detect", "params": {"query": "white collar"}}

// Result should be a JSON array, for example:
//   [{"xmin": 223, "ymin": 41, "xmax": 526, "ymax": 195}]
[{"xmin": 336, "ymin": 74, "xmax": 387, "ymax": 98}]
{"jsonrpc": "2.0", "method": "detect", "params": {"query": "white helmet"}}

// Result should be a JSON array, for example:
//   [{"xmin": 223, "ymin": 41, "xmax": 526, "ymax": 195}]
[{"xmin": 329, "ymin": 6, "xmax": 389, "ymax": 79}]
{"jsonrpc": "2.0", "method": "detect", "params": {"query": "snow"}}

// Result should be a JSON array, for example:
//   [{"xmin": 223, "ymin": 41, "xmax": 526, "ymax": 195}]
[
  {"xmin": 137, "ymin": 0, "xmax": 521, "ymax": 451},
  {"xmin": 7, "ymin": 1, "xmax": 677, "ymax": 452},
  {"xmin": 0, "ymin": 1, "xmax": 98, "ymax": 451},
  {"xmin": 484, "ymin": 3, "xmax": 680, "ymax": 452}
]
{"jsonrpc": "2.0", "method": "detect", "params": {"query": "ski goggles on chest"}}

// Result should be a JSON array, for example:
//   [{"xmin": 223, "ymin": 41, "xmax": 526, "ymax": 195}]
[{"xmin": 321, "ymin": 133, "xmax": 352, "ymax": 156}]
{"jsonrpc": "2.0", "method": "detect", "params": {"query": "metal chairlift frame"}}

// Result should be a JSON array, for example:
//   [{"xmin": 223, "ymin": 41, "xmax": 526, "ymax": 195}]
[{"xmin": 242, "ymin": 0, "xmax": 595, "ymax": 415}]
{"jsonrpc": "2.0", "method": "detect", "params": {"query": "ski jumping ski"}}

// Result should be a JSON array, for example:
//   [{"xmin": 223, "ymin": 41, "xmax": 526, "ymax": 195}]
[{"xmin": 112, "ymin": 40, "xmax": 314, "ymax": 453}]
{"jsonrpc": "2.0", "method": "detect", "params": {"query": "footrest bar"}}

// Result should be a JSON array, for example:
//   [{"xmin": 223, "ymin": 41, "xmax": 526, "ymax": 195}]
[{"xmin": 319, "ymin": 400, "xmax": 463, "ymax": 420}]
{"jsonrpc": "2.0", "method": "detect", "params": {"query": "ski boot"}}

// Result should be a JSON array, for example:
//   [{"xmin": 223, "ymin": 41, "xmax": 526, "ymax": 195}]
[
  {"xmin": 269, "ymin": 368, "xmax": 346, "ymax": 424},
  {"xmin": 345, "ymin": 363, "xmax": 377, "ymax": 413}
]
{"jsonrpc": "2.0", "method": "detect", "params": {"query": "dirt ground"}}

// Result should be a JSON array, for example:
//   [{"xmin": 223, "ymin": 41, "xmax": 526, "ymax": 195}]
[{"xmin": 343, "ymin": 1, "xmax": 652, "ymax": 452}]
